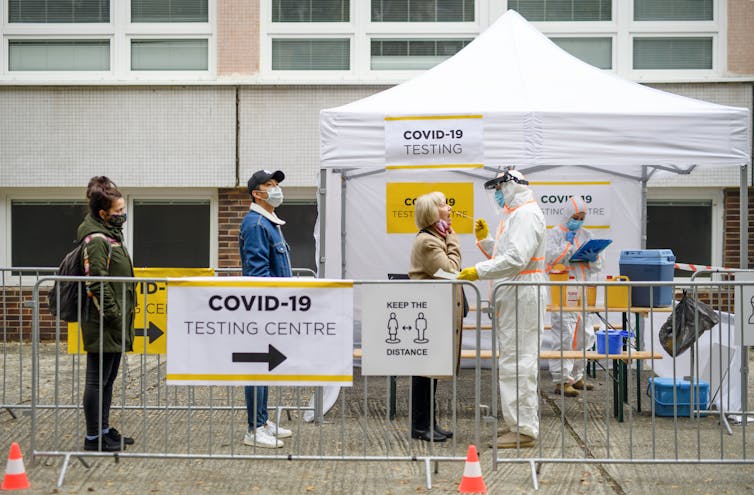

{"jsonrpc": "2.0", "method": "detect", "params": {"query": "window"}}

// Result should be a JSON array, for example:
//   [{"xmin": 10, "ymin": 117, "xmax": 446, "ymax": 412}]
[
  {"xmin": 9, "ymin": 40, "xmax": 110, "ymax": 71},
  {"xmin": 131, "ymin": 39, "xmax": 208, "ymax": 70},
  {"xmin": 11, "ymin": 201, "xmax": 86, "ymax": 267},
  {"xmin": 271, "ymin": 39, "xmax": 350, "ymax": 70},
  {"xmin": 132, "ymin": 201, "xmax": 210, "ymax": 268},
  {"xmin": 508, "ymin": 0, "xmax": 611, "ymax": 22},
  {"xmin": 272, "ymin": 0, "xmax": 349, "ymax": 22},
  {"xmin": 633, "ymin": 37, "xmax": 712, "ymax": 70},
  {"xmin": 9, "ymin": 0, "xmax": 110, "ymax": 23},
  {"xmin": 634, "ymin": 0, "xmax": 713, "ymax": 21},
  {"xmin": 647, "ymin": 201, "xmax": 711, "ymax": 277},
  {"xmin": 275, "ymin": 203, "xmax": 318, "ymax": 271},
  {"xmin": 371, "ymin": 0, "xmax": 474, "ymax": 22},
  {"xmin": 131, "ymin": 0, "xmax": 208, "ymax": 23},
  {"xmin": 371, "ymin": 38, "xmax": 471, "ymax": 69},
  {"xmin": 550, "ymin": 37, "xmax": 611, "ymax": 69}
]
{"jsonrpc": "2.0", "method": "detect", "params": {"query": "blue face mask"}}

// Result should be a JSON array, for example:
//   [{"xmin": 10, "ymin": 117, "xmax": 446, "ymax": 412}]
[
  {"xmin": 567, "ymin": 218, "xmax": 584, "ymax": 231},
  {"xmin": 494, "ymin": 189, "xmax": 505, "ymax": 208}
]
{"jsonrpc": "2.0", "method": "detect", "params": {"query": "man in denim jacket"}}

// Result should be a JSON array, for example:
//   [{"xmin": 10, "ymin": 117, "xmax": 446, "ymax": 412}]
[{"xmin": 239, "ymin": 169, "xmax": 293, "ymax": 448}]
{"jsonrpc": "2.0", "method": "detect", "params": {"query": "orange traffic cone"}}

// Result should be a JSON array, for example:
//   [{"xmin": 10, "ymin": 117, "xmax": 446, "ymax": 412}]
[
  {"xmin": 458, "ymin": 444, "xmax": 486, "ymax": 494},
  {"xmin": 2, "ymin": 442, "xmax": 30, "ymax": 491}
]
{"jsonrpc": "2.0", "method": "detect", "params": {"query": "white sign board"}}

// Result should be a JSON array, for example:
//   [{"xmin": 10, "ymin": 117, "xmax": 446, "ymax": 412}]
[
  {"xmin": 166, "ymin": 277, "xmax": 354, "ymax": 386},
  {"xmin": 384, "ymin": 115, "xmax": 484, "ymax": 168},
  {"xmin": 361, "ymin": 283, "xmax": 453, "ymax": 376},
  {"xmin": 530, "ymin": 181, "xmax": 612, "ymax": 229},
  {"xmin": 734, "ymin": 272, "xmax": 754, "ymax": 346}
]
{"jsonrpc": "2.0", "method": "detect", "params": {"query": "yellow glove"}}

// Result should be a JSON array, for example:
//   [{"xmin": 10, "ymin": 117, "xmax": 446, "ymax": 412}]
[
  {"xmin": 457, "ymin": 266, "xmax": 479, "ymax": 281},
  {"xmin": 474, "ymin": 218, "xmax": 489, "ymax": 241}
]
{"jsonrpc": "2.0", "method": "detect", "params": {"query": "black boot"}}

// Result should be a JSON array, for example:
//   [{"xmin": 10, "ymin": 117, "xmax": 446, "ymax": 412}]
[{"xmin": 411, "ymin": 428, "xmax": 447, "ymax": 442}]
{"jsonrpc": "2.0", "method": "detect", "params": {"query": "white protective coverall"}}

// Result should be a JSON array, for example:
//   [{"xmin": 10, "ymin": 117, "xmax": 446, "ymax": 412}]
[
  {"xmin": 474, "ymin": 171, "xmax": 546, "ymax": 439},
  {"xmin": 545, "ymin": 197, "xmax": 603, "ymax": 385}
]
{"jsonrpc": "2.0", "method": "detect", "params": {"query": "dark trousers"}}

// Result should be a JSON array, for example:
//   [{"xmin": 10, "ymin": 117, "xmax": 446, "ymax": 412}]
[
  {"xmin": 411, "ymin": 376, "xmax": 438, "ymax": 430},
  {"xmin": 83, "ymin": 352, "xmax": 122, "ymax": 437}
]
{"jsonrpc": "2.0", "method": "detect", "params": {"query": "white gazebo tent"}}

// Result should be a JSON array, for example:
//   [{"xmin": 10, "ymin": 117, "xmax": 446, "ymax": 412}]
[
  {"xmin": 311, "ymin": 10, "xmax": 750, "ymax": 420},
  {"xmin": 319, "ymin": 9, "xmax": 749, "ymax": 277}
]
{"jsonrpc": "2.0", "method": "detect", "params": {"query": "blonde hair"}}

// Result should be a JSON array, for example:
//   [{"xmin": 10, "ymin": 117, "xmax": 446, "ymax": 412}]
[{"xmin": 414, "ymin": 191, "xmax": 446, "ymax": 229}]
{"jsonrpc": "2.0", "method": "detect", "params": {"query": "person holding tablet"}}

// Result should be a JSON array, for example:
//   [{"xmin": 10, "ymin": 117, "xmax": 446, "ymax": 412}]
[{"xmin": 545, "ymin": 196, "xmax": 603, "ymax": 397}]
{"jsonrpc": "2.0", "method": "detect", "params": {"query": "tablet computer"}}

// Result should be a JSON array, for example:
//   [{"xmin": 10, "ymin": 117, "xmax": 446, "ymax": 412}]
[{"xmin": 569, "ymin": 239, "xmax": 612, "ymax": 263}]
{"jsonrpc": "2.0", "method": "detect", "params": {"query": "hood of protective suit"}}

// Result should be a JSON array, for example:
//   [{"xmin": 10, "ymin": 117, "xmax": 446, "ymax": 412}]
[
  {"xmin": 500, "ymin": 170, "xmax": 534, "ymax": 210},
  {"xmin": 560, "ymin": 196, "xmax": 588, "ymax": 225}
]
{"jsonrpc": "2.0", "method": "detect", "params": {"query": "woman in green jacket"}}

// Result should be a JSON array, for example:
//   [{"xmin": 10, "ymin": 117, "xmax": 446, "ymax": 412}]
[{"xmin": 80, "ymin": 176, "xmax": 135, "ymax": 452}]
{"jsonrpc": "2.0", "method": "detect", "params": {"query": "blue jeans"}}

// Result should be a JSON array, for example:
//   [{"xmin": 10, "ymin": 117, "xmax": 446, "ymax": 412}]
[{"xmin": 244, "ymin": 385, "xmax": 268, "ymax": 429}]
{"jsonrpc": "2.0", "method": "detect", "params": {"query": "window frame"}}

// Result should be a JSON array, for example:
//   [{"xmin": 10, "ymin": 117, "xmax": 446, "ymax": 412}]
[
  {"xmin": 1, "ymin": 188, "xmax": 218, "ymax": 280},
  {"xmin": 0, "ymin": 0, "xmax": 216, "ymax": 81},
  {"xmin": 259, "ymin": 0, "xmax": 494, "ymax": 81},
  {"xmin": 646, "ymin": 187, "xmax": 723, "ymax": 281},
  {"xmin": 6, "ymin": 36, "xmax": 112, "ymax": 73}
]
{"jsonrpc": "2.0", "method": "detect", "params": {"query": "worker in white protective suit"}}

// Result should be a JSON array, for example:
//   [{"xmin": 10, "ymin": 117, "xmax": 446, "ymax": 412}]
[
  {"xmin": 546, "ymin": 196, "xmax": 603, "ymax": 397},
  {"xmin": 458, "ymin": 170, "xmax": 546, "ymax": 449}
]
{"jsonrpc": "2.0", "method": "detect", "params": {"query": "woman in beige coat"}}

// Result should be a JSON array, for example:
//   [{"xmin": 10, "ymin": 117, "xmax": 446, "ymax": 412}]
[{"xmin": 408, "ymin": 191, "xmax": 464, "ymax": 442}]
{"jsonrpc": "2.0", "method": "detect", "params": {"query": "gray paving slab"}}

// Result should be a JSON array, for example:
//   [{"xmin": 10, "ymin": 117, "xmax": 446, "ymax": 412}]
[{"xmin": 2, "ymin": 343, "xmax": 754, "ymax": 494}]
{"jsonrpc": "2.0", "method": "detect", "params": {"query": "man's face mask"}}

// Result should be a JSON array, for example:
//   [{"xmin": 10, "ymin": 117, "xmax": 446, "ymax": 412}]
[
  {"xmin": 567, "ymin": 218, "xmax": 583, "ymax": 231},
  {"xmin": 264, "ymin": 186, "xmax": 284, "ymax": 208}
]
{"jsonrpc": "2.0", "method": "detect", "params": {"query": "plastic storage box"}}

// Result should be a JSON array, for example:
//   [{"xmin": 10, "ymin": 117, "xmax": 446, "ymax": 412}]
[
  {"xmin": 619, "ymin": 249, "xmax": 675, "ymax": 307},
  {"xmin": 647, "ymin": 377, "xmax": 709, "ymax": 417}
]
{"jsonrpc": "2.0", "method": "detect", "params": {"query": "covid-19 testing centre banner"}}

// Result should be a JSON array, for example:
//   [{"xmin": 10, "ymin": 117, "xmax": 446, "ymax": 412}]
[{"xmin": 166, "ymin": 277, "xmax": 354, "ymax": 386}]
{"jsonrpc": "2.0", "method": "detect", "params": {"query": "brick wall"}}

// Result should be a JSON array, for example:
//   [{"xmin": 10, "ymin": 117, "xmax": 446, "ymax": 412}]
[
  {"xmin": 218, "ymin": 188, "xmax": 251, "ymax": 269},
  {"xmin": 723, "ymin": 187, "xmax": 754, "ymax": 269},
  {"xmin": 2, "ymin": 287, "xmax": 60, "ymax": 341}
]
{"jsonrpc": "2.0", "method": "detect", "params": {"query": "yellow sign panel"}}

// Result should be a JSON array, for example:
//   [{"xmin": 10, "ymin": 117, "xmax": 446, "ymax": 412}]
[
  {"xmin": 385, "ymin": 182, "xmax": 474, "ymax": 234},
  {"xmin": 67, "ymin": 267, "xmax": 214, "ymax": 355}
]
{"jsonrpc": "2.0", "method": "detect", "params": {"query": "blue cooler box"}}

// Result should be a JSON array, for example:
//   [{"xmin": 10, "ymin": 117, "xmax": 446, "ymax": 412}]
[
  {"xmin": 619, "ymin": 249, "xmax": 675, "ymax": 307},
  {"xmin": 647, "ymin": 377, "xmax": 709, "ymax": 417}
]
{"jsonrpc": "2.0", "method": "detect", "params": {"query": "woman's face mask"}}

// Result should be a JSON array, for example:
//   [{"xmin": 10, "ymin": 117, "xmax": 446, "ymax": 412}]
[
  {"xmin": 494, "ymin": 189, "xmax": 505, "ymax": 208},
  {"xmin": 107, "ymin": 213, "xmax": 127, "ymax": 228},
  {"xmin": 567, "ymin": 218, "xmax": 584, "ymax": 231},
  {"xmin": 264, "ymin": 186, "xmax": 284, "ymax": 208}
]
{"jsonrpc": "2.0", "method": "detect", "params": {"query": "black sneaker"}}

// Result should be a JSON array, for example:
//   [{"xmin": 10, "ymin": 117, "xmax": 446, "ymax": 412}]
[
  {"xmin": 105, "ymin": 427, "xmax": 135, "ymax": 445},
  {"xmin": 84, "ymin": 435, "xmax": 125, "ymax": 452}
]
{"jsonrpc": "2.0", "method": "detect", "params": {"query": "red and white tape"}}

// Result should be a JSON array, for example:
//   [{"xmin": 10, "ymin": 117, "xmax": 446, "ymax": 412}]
[{"xmin": 674, "ymin": 262, "xmax": 732, "ymax": 273}]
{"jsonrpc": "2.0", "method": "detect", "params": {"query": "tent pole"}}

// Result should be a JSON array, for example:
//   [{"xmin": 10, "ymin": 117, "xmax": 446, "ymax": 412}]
[
  {"xmin": 741, "ymin": 163, "xmax": 750, "ymax": 428},
  {"xmin": 318, "ymin": 169, "xmax": 327, "ymax": 278},
  {"xmin": 641, "ymin": 166, "xmax": 648, "ymax": 250},
  {"xmin": 741, "ymin": 164, "xmax": 749, "ymax": 270},
  {"xmin": 341, "ymin": 172, "xmax": 347, "ymax": 279}
]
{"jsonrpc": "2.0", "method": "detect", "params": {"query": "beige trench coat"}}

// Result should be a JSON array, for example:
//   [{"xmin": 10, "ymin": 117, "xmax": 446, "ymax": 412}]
[{"xmin": 408, "ymin": 228, "xmax": 464, "ymax": 377}]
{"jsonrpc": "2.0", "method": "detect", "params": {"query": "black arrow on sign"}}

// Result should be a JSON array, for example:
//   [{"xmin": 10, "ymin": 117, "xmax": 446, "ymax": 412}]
[
  {"xmin": 232, "ymin": 344, "xmax": 287, "ymax": 371},
  {"xmin": 134, "ymin": 322, "xmax": 164, "ymax": 344}
]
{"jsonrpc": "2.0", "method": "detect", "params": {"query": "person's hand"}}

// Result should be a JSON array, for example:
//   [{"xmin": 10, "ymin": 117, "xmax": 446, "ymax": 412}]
[
  {"xmin": 565, "ymin": 230, "xmax": 576, "ymax": 243},
  {"xmin": 474, "ymin": 219, "xmax": 488, "ymax": 241},
  {"xmin": 457, "ymin": 266, "xmax": 479, "ymax": 281}
]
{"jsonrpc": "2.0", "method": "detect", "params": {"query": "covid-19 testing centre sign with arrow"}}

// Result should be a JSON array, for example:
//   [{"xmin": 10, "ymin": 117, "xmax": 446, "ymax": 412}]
[{"xmin": 165, "ymin": 277, "xmax": 354, "ymax": 386}]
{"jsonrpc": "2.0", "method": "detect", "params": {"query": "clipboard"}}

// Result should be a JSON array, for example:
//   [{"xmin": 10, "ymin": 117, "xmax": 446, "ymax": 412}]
[{"xmin": 569, "ymin": 239, "xmax": 612, "ymax": 263}]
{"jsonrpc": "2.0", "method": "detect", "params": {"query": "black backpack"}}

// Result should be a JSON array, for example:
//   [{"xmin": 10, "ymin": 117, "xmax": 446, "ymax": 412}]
[{"xmin": 48, "ymin": 234, "xmax": 113, "ymax": 322}]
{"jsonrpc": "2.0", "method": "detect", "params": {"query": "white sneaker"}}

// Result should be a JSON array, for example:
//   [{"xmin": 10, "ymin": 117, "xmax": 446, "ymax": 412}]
[
  {"xmin": 263, "ymin": 420, "xmax": 292, "ymax": 439},
  {"xmin": 243, "ymin": 428, "xmax": 283, "ymax": 448}
]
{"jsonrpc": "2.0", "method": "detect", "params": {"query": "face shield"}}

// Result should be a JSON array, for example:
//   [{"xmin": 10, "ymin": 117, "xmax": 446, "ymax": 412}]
[{"xmin": 483, "ymin": 170, "xmax": 529, "ymax": 214}]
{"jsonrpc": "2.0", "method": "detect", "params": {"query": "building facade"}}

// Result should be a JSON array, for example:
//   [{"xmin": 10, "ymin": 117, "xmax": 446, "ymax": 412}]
[{"xmin": 1, "ymin": 0, "xmax": 752, "ymax": 280}]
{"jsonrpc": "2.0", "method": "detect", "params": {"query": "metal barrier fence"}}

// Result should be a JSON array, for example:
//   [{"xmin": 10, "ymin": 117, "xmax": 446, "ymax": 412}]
[{"xmin": 2, "ymin": 273, "xmax": 753, "ymax": 489}]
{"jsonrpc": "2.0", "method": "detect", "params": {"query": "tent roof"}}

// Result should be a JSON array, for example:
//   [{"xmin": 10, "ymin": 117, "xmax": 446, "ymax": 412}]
[{"xmin": 320, "ymin": 10, "xmax": 750, "ymax": 169}]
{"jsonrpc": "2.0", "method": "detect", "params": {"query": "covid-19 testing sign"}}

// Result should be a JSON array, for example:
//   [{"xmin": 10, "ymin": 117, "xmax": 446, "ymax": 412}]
[{"xmin": 166, "ymin": 277, "xmax": 354, "ymax": 386}]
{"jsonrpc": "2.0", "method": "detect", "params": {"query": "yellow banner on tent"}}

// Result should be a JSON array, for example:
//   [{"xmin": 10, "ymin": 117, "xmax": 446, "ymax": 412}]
[
  {"xmin": 385, "ymin": 182, "xmax": 474, "ymax": 234},
  {"xmin": 67, "ymin": 267, "xmax": 215, "ymax": 355}
]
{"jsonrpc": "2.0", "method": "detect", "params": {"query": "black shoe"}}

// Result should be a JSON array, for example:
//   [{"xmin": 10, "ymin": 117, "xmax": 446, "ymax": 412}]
[
  {"xmin": 105, "ymin": 427, "xmax": 135, "ymax": 445},
  {"xmin": 434, "ymin": 424, "xmax": 454, "ymax": 438},
  {"xmin": 411, "ymin": 428, "xmax": 447, "ymax": 442},
  {"xmin": 84, "ymin": 435, "xmax": 125, "ymax": 452}
]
